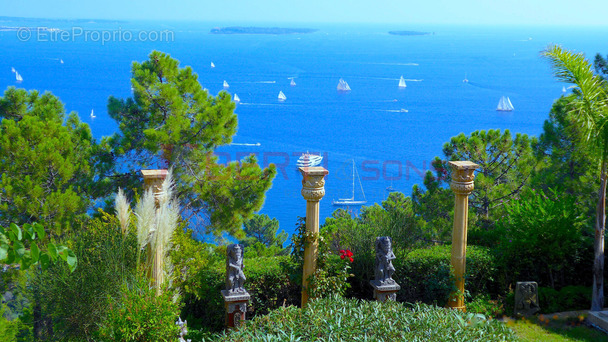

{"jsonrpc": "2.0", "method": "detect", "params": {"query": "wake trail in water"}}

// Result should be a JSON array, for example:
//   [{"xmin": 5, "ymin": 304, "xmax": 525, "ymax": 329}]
[{"xmin": 230, "ymin": 142, "xmax": 261, "ymax": 146}]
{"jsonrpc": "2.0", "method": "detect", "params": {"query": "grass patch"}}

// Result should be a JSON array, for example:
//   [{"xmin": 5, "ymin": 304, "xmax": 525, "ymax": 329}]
[{"xmin": 507, "ymin": 315, "xmax": 608, "ymax": 342}]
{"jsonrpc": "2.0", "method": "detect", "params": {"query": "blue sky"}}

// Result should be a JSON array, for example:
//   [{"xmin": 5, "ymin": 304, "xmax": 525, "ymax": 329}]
[{"xmin": 1, "ymin": 0, "xmax": 606, "ymax": 26}]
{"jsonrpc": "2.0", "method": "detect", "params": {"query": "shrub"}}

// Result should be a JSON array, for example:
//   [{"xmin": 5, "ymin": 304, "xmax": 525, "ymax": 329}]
[
  {"xmin": 539, "ymin": 286, "xmax": 591, "ymax": 314},
  {"xmin": 96, "ymin": 276, "xmax": 181, "ymax": 342},
  {"xmin": 34, "ymin": 214, "xmax": 138, "ymax": 340},
  {"xmin": 206, "ymin": 296, "xmax": 516, "ymax": 341},
  {"xmin": 494, "ymin": 188, "xmax": 586, "ymax": 289},
  {"xmin": 395, "ymin": 245, "xmax": 498, "ymax": 305}
]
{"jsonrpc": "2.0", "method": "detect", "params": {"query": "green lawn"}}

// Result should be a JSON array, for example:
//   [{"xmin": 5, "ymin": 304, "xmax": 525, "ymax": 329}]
[{"xmin": 506, "ymin": 315, "xmax": 608, "ymax": 342}]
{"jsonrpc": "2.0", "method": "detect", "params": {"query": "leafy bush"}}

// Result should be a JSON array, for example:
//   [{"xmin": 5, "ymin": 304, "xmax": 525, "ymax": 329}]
[
  {"xmin": 396, "ymin": 245, "xmax": 498, "ymax": 305},
  {"xmin": 206, "ymin": 296, "xmax": 516, "ymax": 341},
  {"xmin": 494, "ymin": 188, "xmax": 587, "ymax": 289},
  {"xmin": 34, "ymin": 214, "xmax": 138, "ymax": 340},
  {"xmin": 96, "ymin": 276, "xmax": 181, "ymax": 341},
  {"xmin": 539, "ymin": 286, "xmax": 591, "ymax": 314}
]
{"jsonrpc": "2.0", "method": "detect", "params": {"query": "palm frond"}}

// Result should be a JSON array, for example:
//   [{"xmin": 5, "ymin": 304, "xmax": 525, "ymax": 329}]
[{"xmin": 542, "ymin": 45, "xmax": 608, "ymax": 144}]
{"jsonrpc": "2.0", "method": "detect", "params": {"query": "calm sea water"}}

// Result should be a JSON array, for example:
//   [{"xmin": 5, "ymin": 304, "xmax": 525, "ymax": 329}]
[{"xmin": 2, "ymin": 19, "xmax": 608, "ymax": 237}]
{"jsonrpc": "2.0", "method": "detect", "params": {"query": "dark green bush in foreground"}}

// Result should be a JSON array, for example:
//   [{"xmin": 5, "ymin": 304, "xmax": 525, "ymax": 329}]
[{"xmin": 206, "ymin": 296, "xmax": 516, "ymax": 342}]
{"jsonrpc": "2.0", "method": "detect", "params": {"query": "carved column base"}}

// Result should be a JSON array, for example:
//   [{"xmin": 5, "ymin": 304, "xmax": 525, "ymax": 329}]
[
  {"xmin": 221, "ymin": 290, "xmax": 250, "ymax": 329},
  {"xmin": 370, "ymin": 280, "xmax": 401, "ymax": 302}
]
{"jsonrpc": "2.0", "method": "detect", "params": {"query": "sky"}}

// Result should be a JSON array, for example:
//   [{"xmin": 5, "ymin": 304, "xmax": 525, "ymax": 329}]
[{"xmin": 1, "ymin": 0, "xmax": 607, "ymax": 26}]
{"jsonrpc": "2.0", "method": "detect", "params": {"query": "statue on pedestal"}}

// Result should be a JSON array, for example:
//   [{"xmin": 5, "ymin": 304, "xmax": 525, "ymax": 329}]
[
  {"xmin": 226, "ymin": 244, "xmax": 246, "ymax": 294},
  {"xmin": 375, "ymin": 236, "xmax": 396, "ymax": 285}
]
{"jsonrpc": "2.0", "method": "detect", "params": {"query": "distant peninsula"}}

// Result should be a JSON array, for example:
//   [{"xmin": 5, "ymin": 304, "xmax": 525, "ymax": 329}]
[
  {"xmin": 389, "ymin": 30, "xmax": 433, "ymax": 36},
  {"xmin": 210, "ymin": 27, "xmax": 318, "ymax": 35}
]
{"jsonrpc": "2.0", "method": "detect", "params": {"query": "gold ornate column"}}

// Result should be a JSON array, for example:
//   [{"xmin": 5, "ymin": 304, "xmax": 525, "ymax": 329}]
[
  {"xmin": 299, "ymin": 166, "xmax": 329, "ymax": 307},
  {"xmin": 447, "ymin": 161, "xmax": 479, "ymax": 312}
]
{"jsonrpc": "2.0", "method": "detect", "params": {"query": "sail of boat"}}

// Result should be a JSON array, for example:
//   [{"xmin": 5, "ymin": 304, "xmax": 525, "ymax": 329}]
[
  {"xmin": 211, "ymin": 62, "xmax": 215, "ymax": 68},
  {"xmin": 278, "ymin": 91, "xmax": 287, "ymax": 101},
  {"xmin": 562, "ymin": 86, "xmax": 567, "ymax": 93},
  {"xmin": 333, "ymin": 160, "xmax": 367, "ymax": 206},
  {"xmin": 60, "ymin": 59, "xmax": 64, "ymax": 64},
  {"xmin": 90, "ymin": 109, "xmax": 96, "ymax": 119},
  {"xmin": 223, "ymin": 80, "xmax": 229, "ymax": 88},
  {"xmin": 398, "ymin": 76, "xmax": 407, "ymax": 88},
  {"xmin": 496, "ymin": 96, "xmax": 514, "ymax": 111},
  {"xmin": 290, "ymin": 78, "xmax": 296, "ymax": 86},
  {"xmin": 233, "ymin": 94, "xmax": 240, "ymax": 103},
  {"xmin": 11, "ymin": 67, "xmax": 15, "ymax": 73},
  {"xmin": 15, "ymin": 72, "xmax": 23, "ymax": 82},
  {"xmin": 337, "ymin": 78, "xmax": 351, "ymax": 92},
  {"xmin": 463, "ymin": 73, "xmax": 469, "ymax": 83}
]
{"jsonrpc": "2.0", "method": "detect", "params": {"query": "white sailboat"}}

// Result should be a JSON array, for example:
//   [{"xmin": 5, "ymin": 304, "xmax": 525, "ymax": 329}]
[
  {"xmin": 398, "ymin": 75, "xmax": 407, "ymax": 88},
  {"xmin": 90, "ymin": 109, "xmax": 96, "ymax": 119},
  {"xmin": 60, "ymin": 59, "xmax": 64, "ymax": 64},
  {"xmin": 233, "ymin": 94, "xmax": 240, "ymax": 103},
  {"xmin": 15, "ymin": 72, "xmax": 23, "ymax": 82},
  {"xmin": 562, "ymin": 86, "xmax": 567, "ymax": 93},
  {"xmin": 290, "ymin": 78, "xmax": 296, "ymax": 86},
  {"xmin": 11, "ymin": 67, "xmax": 15, "ymax": 73},
  {"xmin": 210, "ymin": 62, "xmax": 215, "ymax": 68},
  {"xmin": 333, "ymin": 160, "xmax": 367, "ymax": 206},
  {"xmin": 463, "ymin": 73, "xmax": 469, "ymax": 83},
  {"xmin": 337, "ymin": 78, "xmax": 351, "ymax": 92},
  {"xmin": 278, "ymin": 91, "xmax": 287, "ymax": 102},
  {"xmin": 223, "ymin": 80, "xmax": 229, "ymax": 88},
  {"xmin": 496, "ymin": 96, "xmax": 514, "ymax": 111}
]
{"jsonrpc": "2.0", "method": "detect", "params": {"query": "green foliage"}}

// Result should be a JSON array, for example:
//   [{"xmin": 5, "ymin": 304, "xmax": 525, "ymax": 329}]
[
  {"xmin": 533, "ymin": 95, "xmax": 598, "ymax": 219},
  {"xmin": 106, "ymin": 51, "xmax": 276, "ymax": 237},
  {"xmin": 543, "ymin": 45, "xmax": 608, "ymax": 311},
  {"xmin": 397, "ymin": 245, "xmax": 497, "ymax": 305},
  {"xmin": 34, "ymin": 214, "xmax": 137, "ymax": 340},
  {"xmin": 0, "ymin": 222, "xmax": 76, "ymax": 272},
  {"xmin": 442, "ymin": 129, "xmax": 538, "ymax": 218},
  {"xmin": 307, "ymin": 253, "xmax": 353, "ymax": 299},
  {"xmin": 538, "ymin": 286, "xmax": 592, "ymax": 314},
  {"xmin": 207, "ymin": 296, "xmax": 516, "ymax": 341},
  {"xmin": 0, "ymin": 87, "xmax": 100, "ymax": 235},
  {"xmin": 96, "ymin": 276, "xmax": 181, "ymax": 342},
  {"xmin": 494, "ymin": 188, "xmax": 586, "ymax": 289},
  {"xmin": 242, "ymin": 214, "xmax": 287, "ymax": 250},
  {"xmin": 412, "ymin": 160, "xmax": 455, "ymax": 243}
]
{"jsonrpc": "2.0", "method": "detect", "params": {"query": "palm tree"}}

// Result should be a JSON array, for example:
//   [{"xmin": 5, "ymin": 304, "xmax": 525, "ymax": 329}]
[{"xmin": 543, "ymin": 45, "xmax": 608, "ymax": 311}]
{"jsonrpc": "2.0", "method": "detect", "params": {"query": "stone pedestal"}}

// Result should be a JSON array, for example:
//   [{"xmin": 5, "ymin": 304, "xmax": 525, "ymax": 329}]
[
  {"xmin": 221, "ymin": 290, "xmax": 250, "ymax": 329},
  {"xmin": 299, "ymin": 167, "xmax": 328, "ymax": 307},
  {"xmin": 447, "ymin": 161, "xmax": 479, "ymax": 312},
  {"xmin": 370, "ymin": 280, "xmax": 400, "ymax": 302}
]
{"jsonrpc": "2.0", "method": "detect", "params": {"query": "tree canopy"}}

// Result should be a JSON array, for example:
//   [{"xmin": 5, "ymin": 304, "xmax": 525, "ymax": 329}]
[
  {"xmin": 0, "ymin": 88, "xmax": 97, "ymax": 235},
  {"xmin": 106, "ymin": 51, "xmax": 276, "ymax": 236}
]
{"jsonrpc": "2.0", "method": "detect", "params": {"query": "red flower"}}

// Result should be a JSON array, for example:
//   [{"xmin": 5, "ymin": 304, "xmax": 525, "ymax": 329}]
[
  {"xmin": 346, "ymin": 250, "xmax": 353, "ymax": 257},
  {"xmin": 340, "ymin": 254, "xmax": 345, "ymax": 259},
  {"xmin": 340, "ymin": 250, "xmax": 345, "ymax": 254},
  {"xmin": 349, "ymin": 257, "xmax": 354, "ymax": 263}
]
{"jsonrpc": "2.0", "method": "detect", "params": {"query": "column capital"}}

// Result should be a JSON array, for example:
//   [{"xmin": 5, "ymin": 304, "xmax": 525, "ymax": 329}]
[
  {"xmin": 449, "ymin": 161, "xmax": 478, "ymax": 195},
  {"xmin": 299, "ymin": 167, "xmax": 329, "ymax": 202},
  {"xmin": 141, "ymin": 169, "xmax": 168, "ymax": 194}
]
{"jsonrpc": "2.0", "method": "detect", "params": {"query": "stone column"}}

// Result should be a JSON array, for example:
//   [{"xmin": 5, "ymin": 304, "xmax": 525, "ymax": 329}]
[
  {"xmin": 299, "ymin": 166, "xmax": 329, "ymax": 307},
  {"xmin": 447, "ymin": 161, "xmax": 478, "ymax": 312},
  {"xmin": 141, "ymin": 169, "xmax": 168, "ymax": 205},
  {"xmin": 140, "ymin": 169, "xmax": 168, "ymax": 295}
]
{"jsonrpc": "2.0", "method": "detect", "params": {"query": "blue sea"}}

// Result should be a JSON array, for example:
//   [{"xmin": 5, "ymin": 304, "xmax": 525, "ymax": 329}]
[{"xmin": 2, "ymin": 19, "xmax": 608, "ymax": 238}]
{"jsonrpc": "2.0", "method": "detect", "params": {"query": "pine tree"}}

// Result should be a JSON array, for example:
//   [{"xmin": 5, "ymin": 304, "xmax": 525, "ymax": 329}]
[
  {"xmin": 107, "ymin": 51, "xmax": 276, "ymax": 237},
  {"xmin": 0, "ymin": 88, "xmax": 97, "ymax": 236}
]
